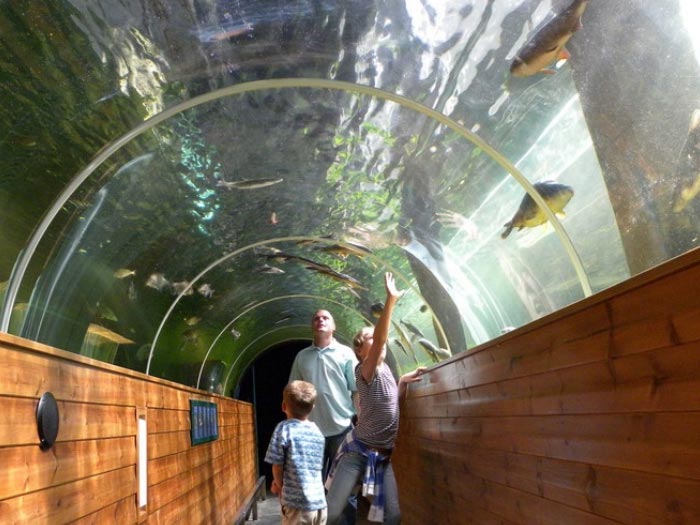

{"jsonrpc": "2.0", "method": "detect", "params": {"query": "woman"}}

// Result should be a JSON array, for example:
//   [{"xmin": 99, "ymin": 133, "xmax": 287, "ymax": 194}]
[{"xmin": 325, "ymin": 272, "xmax": 425, "ymax": 524}]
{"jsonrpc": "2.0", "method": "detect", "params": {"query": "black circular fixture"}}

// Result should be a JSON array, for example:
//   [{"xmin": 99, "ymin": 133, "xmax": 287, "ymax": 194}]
[{"xmin": 36, "ymin": 392, "xmax": 59, "ymax": 450}]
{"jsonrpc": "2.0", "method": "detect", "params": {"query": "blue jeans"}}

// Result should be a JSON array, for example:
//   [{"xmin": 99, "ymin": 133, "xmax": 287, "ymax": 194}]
[
  {"xmin": 323, "ymin": 427, "xmax": 353, "ymax": 481},
  {"xmin": 326, "ymin": 451, "xmax": 400, "ymax": 525}
]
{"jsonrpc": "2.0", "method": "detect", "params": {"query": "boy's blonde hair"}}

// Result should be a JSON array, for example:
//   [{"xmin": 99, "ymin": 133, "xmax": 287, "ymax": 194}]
[{"xmin": 283, "ymin": 380, "xmax": 317, "ymax": 418}]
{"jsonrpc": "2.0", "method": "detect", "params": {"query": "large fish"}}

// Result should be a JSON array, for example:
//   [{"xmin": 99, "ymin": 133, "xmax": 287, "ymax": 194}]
[
  {"xmin": 86, "ymin": 323, "xmax": 135, "ymax": 345},
  {"xmin": 672, "ymin": 109, "xmax": 700, "ymax": 212},
  {"xmin": 306, "ymin": 267, "xmax": 367, "ymax": 290},
  {"xmin": 217, "ymin": 178, "xmax": 283, "ymax": 190},
  {"xmin": 400, "ymin": 319, "xmax": 425, "ymax": 339},
  {"xmin": 266, "ymin": 252, "xmax": 334, "ymax": 273},
  {"xmin": 417, "ymin": 338, "xmax": 452, "ymax": 363},
  {"xmin": 317, "ymin": 241, "xmax": 373, "ymax": 259},
  {"xmin": 145, "ymin": 272, "xmax": 170, "ymax": 292},
  {"xmin": 511, "ymin": 0, "xmax": 588, "ymax": 77},
  {"xmin": 370, "ymin": 302, "xmax": 385, "ymax": 319},
  {"xmin": 391, "ymin": 338, "xmax": 419, "ymax": 365},
  {"xmin": 501, "ymin": 181, "xmax": 574, "ymax": 239}
]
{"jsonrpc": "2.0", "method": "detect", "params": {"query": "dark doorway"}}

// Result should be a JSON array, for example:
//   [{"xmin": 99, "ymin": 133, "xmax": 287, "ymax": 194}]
[{"xmin": 236, "ymin": 339, "xmax": 310, "ymax": 489}]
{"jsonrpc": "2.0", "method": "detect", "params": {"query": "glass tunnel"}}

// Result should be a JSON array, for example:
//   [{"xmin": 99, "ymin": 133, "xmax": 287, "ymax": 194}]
[{"xmin": 1, "ymin": 0, "xmax": 700, "ymax": 396}]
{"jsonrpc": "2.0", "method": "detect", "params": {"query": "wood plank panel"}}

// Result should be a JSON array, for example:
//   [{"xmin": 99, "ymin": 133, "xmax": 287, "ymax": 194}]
[
  {"xmin": 404, "ymin": 343, "xmax": 700, "ymax": 419},
  {"xmin": 69, "ymin": 496, "xmax": 138, "ymax": 525},
  {"xmin": 410, "ymin": 328, "xmax": 612, "ymax": 398},
  {"xmin": 396, "ymin": 436, "xmax": 700, "ymax": 524},
  {"xmin": 672, "ymin": 307, "xmax": 700, "ymax": 343},
  {"xmin": 148, "ymin": 437, "xmax": 249, "ymax": 512},
  {"xmin": 0, "ymin": 436, "xmax": 135, "ymax": 500},
  {"xmin": 147, "ymin": 407, "xmax": 190, "ymax": 434},
  {"xmin": 0, "ymin": 466, "xmax": 135, "ymax": 524},
  {"xmin": 0, "ymin": 344, "xmax": 146, "ymax": 406},
  {"xmin": 148, "ymin": 433, "xmax": 255, "ymax": 486},
  {"xmin": 403, "ymin": 412, "xmax": 700, "ymax": 480},
  {"xmin": 0, "ymin": 396, "xmax": 135, "ymax": 445},
  {"xmin": 611, "ymin": 316, "xmax": 676, "ymax": 357},
  {"xmin": 148, "ymin": 429, "xmax": 191, "ymax": 459},
  {"xmin": 608, "ymin": 263, "xmax": 700, "ymax": 325},
  {"xmin": 147, "ymin": 463, "xmax": 255, "ymax": 525},
  {"xmin": 397, "ymin": 451, "xmax": 619, "ymax": 525}
]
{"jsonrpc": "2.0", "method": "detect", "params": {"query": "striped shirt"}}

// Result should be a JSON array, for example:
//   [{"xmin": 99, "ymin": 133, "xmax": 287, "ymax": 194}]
[
  {"xmin": 354, "ymin": 362, "xmax": 399, "ymax": 449},
  {"xmin": 264, "ymin": 419, "xmax": 327, "ymax": 511}
]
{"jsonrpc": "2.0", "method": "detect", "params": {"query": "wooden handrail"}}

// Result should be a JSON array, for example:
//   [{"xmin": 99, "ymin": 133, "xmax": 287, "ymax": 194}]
[{"xmin": 234, "ymin": 476, "xmax": 267, "ymax": 524}]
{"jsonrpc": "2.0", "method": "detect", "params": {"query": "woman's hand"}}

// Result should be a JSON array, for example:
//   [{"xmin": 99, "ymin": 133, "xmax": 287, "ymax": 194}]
[
  {"xmin": 399, "ymin": 366, "xmax": 427, "ymax": 399},
  {"xmin": 384, "ymin": 272, "xmax": 405, "ymax": 302},
  {"xmin": 400, "ymin": 366, "xmax": 427, "ymax": 385}
]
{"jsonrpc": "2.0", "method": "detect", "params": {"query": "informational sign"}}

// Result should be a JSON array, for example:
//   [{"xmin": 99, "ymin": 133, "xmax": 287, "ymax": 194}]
[{"xmin": 190, "ymin": 400, "xmax": 219, "ymax": 445}]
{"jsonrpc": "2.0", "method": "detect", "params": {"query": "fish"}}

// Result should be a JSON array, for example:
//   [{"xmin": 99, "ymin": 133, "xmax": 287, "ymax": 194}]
[
  {"xmin": 97, "ymin": 304, "xmax": 118, "ymax": 322},
  {"xmin": 145, "ymin": 272, "xmax": 170, "ymax": 291},
  {"xmin": 501, "ymin": 181, "xmax": 574, "ymax": 239},
  {"xmin": 317, "ymin": 241, "xmax": 373, "ymax": 259},
  {"xmin": 86, "ymin": 323, "xmax": 135, "ymax": 345},
  {"xmin": 171, "ymin": 281, "xmax": 194, "ymax": 296},
  {"xmin": 230, "ymin": 328, "xmax": 241, "ymax": 339},
  {"xmin": 343, "ymin": 286, "xmax": 362, "ymax": 300},
  {"xmin": 392, "ymin": 338, "xmax": 419, "ymax": 365},
  {"xmin": 113, "ymin": 268, "xmax": 136, "ymax": 279},
  {"xmin": 417, "ymin": 338, "xmax": 452, "ymax": 363},
  {"xmin": 254, "ymin": 245, "xmax": 282, "ymax": 256},
  {"xmin": 306, "ymin": 267, "xmax": 367, "ymax": 290},
  {"xmin": 672, "ymin": 109, "xmax": 700, "ymax": 212},
  {"xmin": 258, "ymin": 264, "xmax": 285, "ymax": 274},
  {"xmin": 270, "ymin": 212, "xmax": 278, "ymax": 225},
  {"xmin": 217, "ymin": 178, "xmax": 283, "ymax": 190},
  {"xmin": 288, "ymin": 254, "xmax": 335, "ymax": 272},
  {"xmin": 264, "ymin": 252, "xmax": 294, "ymax": 264},
  {"xmin": 370, "ymin": 302, "xmax": 385, "ymax": 318},
  {"xmin": 392, "ymin": 320, "xmax": 415, "ymax": 353},
  {"xmin": 401, "ymin": 319, "xmax": 425, "ymax": 339},
  {"xmin": 197, "ymin": 283, "xmax": 215, "ymax": 298},
  {"xmin": 184, "ymin": 316, "xmax": 201, "ymax": 326},
  {"xmin": 194, "ymin": 22, "xmax": 254, "ymax": 43},
  {"xmin": 510, "ymin": 0, "xmax": 588, "ymax": 77},
  {"xmin": 295, "ymin": 234, "xmax": 336, "ymax": 246},
  {"xmin": 275, "ymin": 315, "xmax": 293, "ymax": 324},
  {"xmin": 181, "ymin": 328, "xmax": 199, "ymax": 347}
]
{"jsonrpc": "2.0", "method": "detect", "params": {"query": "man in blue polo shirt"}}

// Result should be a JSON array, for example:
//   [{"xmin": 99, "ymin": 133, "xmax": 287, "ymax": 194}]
[{"xmin": 289, "ymin": 309, "xmax": 358, "ymax": 480}]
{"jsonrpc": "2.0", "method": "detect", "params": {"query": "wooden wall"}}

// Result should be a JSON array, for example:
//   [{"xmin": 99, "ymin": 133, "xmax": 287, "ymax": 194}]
[
  {"xmin": 0, "ymin": 333, "xmax": 257, "ymax": 524},
  {"xmin": 394, "ymin": 248, "xmax": 700, "ymax": 524}
]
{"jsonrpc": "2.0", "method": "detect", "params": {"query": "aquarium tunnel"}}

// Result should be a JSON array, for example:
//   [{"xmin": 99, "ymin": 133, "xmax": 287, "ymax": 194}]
[{"xmin": 2, "ymin": 0, "xmax": 700, "ymax": 404}]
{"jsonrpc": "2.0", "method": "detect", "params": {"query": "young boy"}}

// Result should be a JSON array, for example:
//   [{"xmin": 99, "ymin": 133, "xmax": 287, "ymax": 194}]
[{"xmin": 265, "ymin": 380, "xmax": 328, "ymax": 524}]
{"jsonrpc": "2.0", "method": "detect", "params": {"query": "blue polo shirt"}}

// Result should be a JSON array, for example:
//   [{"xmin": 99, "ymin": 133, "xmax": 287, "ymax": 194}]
[{"xmin": 289, "ymin": 339, "xmax": 357, "ymax": 436}]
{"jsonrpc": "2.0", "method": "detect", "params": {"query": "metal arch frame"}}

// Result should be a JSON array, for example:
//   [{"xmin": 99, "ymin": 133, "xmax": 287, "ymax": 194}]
[
  {"xmin": 220, "ymin": 322, "xmax": 367, "ymax": 395},
  {"xmin": 221, "ymin": 324, "xmax": 311, "ymax": 395},
  {"xmin": 145, "ymin": 235, "xmax": 441, "ymax": 374},
  {"xmin": 194, "ymin": 293, "xmax": 374, "ymax": 389},
  {"xmin": 218, "ymin": 297, "xmax": 377, "ymax": 394},
  {"xmin": 1, "ymin": 77, "xmax": 591, "ymax": 338}
]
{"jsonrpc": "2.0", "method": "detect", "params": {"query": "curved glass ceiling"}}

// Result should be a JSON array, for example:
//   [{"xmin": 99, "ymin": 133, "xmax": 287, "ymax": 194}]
[{"xmin": 1, "ymin": 0, "xmax": 698, "ymax": 394}]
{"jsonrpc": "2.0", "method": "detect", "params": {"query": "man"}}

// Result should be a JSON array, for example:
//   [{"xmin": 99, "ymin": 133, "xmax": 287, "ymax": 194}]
[{"xmin": 289, "ymin": 309, "xmax": 358, "ymax": 480}]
